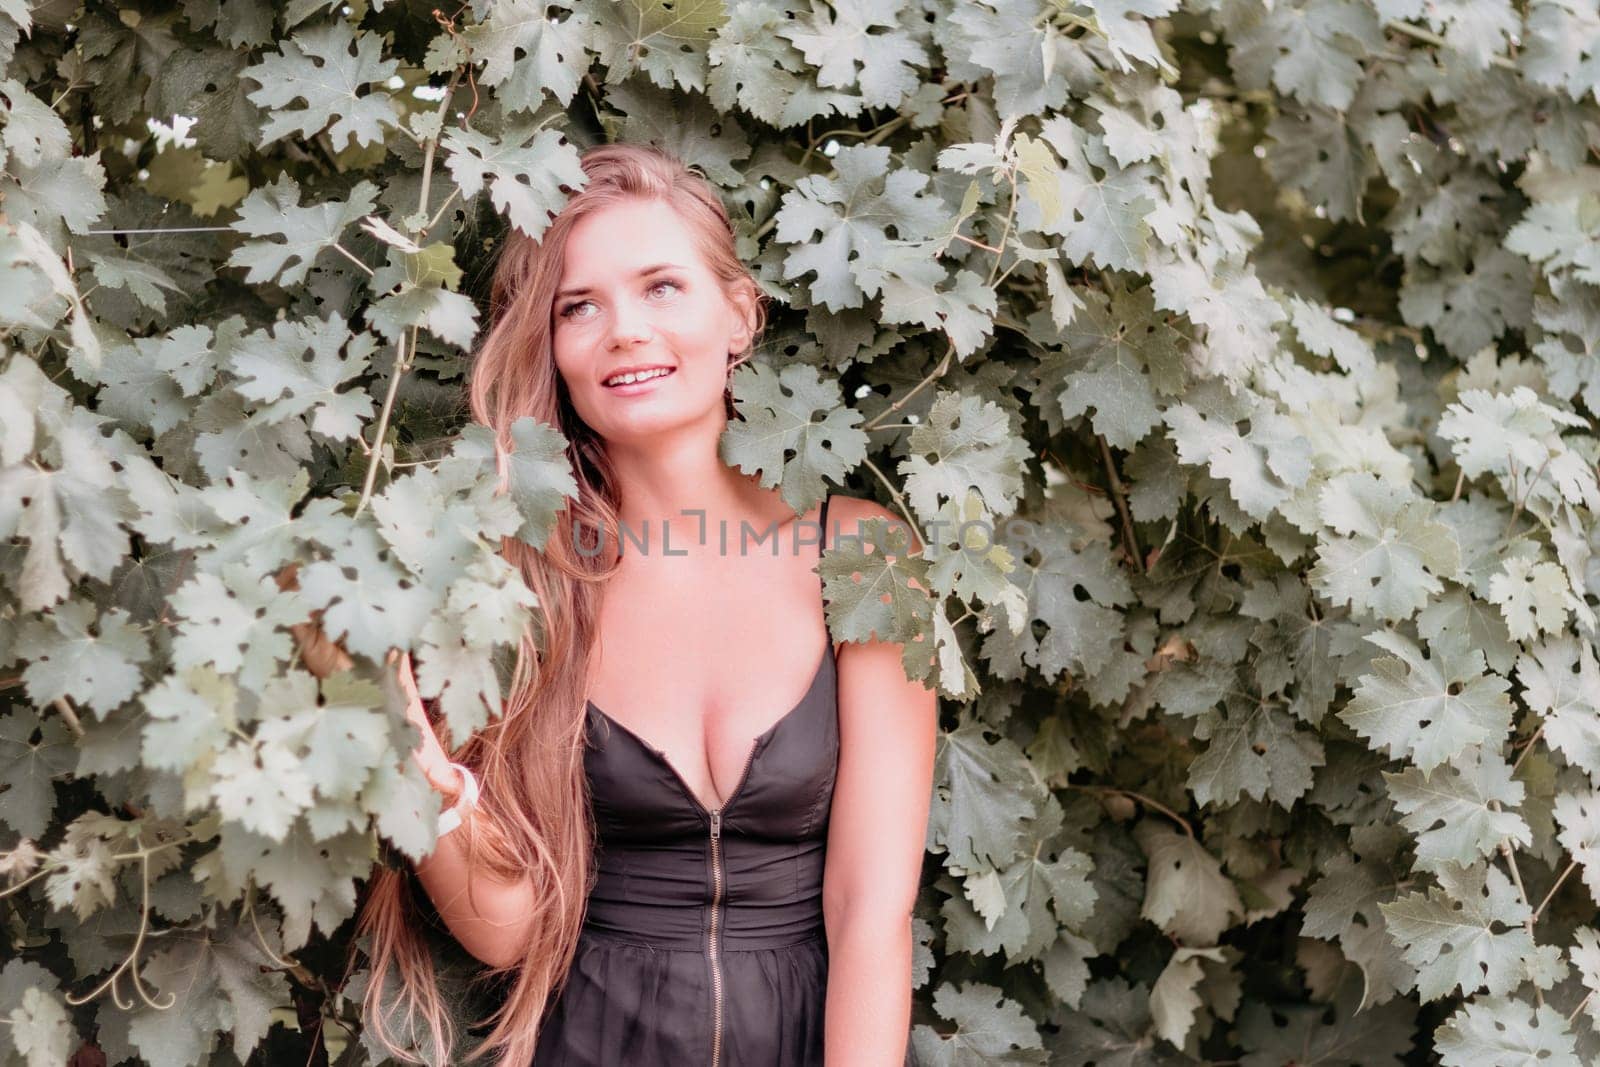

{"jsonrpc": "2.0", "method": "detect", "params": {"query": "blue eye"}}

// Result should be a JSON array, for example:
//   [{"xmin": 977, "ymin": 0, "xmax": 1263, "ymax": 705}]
[{"xmin": 559, "ymin": 278, "xmax": 682, "ymax": 321}]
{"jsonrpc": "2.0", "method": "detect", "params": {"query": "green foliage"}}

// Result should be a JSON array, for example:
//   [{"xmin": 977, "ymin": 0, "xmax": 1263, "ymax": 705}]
[{"xmin": 2, "ymin": 0, "xmax": 1600, "ymax": 1064}]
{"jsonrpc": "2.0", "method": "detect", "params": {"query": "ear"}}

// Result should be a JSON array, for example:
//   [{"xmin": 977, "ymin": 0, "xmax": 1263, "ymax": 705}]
[{"xmin": 726, "ymin": 280, "xmax": 757, "ymax": 355}]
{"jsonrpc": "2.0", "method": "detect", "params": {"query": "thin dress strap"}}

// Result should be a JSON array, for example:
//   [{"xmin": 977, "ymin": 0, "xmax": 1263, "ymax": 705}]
[{"xmin": 818, "ymin": 494, "xmax": 831, "ymax": 555}]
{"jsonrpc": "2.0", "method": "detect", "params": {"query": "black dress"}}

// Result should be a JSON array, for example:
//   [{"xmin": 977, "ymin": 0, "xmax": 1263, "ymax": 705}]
[{"xmin": 532, "ymin": 496, "xmax": 919, "ymax": 1066}]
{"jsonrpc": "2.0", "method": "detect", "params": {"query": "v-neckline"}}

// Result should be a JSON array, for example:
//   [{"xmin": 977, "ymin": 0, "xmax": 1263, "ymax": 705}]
[{"xmin": 586, "ymin": 642, "xmax": 835, "ymax": 816}]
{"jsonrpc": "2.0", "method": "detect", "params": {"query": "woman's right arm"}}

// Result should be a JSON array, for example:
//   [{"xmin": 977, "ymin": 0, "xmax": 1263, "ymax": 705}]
[
  {"xmin": 411, "ymin": 797, "xmax": 538, "ymax": 969},
  {"xmin": 393, "ymin": 650, "xmax": 538, "ymax": 970}
]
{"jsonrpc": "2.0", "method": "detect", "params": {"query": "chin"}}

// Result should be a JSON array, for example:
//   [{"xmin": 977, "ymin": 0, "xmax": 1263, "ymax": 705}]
[{"xmin": 589, "ymin": 399, "xmax": 726, "ymax": 440}]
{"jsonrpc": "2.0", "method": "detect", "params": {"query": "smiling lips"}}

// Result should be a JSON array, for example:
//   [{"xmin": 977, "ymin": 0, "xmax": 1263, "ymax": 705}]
[{"xmin": 602, "ymin": 366, "xmax": 676, "ymax": 389}]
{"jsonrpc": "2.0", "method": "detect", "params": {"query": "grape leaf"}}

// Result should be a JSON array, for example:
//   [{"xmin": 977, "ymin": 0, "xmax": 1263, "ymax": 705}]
[
  {"xmin": 720, "ymin": 361, "xmax": 869, "ymax": 513},
  {"xmin": 228, "ymin": 313, "xmax": 377, "ymax": 441},
  {"xmin": 366, "ymin": 270, "xmax": 482, "ymax": 349},
  {"xmin": 776, "ymin": 0, "xmax": 926, "ymax": 110},
  {"xmin": 1489, "ymin": 557, "xmax": 1577, "ymax": 641},
  {"xmin": 14, "ymin": 600, "xmax": 150, "ymax": 716},
  {"xmin": 773, "ymin": 143, "xmax": 948, "ymax": 310},
  {"xmin": 1571, "ymin": 927, "xmax": 1600, "ymax": 1029},
  {"xmin": 1522, "ymin": 0, "xmax": 1600, "ymax": 104},
  {"xmin": 1399, "ymin": 242, "xmax": 1534, "ymax": 359},
  {"xmin": 1531, "ymin": 279, "xmax": 1600, "ymax": 414},
  {"xmin": 1340, "ymin": 630, "xmax": 1513, "ymax": 774},
  {"xmin": 900, "ymin": 390, "xmax": 1030, "ymax": 524},
  {"xmin": 604, "ymin": 80, "xmax": 753, "ymax": 187},
  {"xmin": 1554, "ymin": 790, "xmax": 1600, "ymax": 899},
  {"xmin": 980, "ymin": 520, "xmax": 1132, "ymax": 683},
  {"xmin": 226, "ymin": 175, "xmax": 379, "ymax": 287},
  {"xmin": 1380, "ymin": 0, "xmax": 1519, "ymax": 71},
  {"xmin": 1517, "ymin": 636, "xmax": 1600, "ymax": 783},
  {"xmin": 210, "ymin": 730, "xmax": 316, "ymax": 841},
  {"xmin": 576, "ymin": 0, "xmax": 726, "ymax": 92},
  {"xmin": 857, "ymin": 246, "xmax": 998, "ymax": 356},
  {"xmin": 1380, "ymin": 862, "xmax": 1537, "ymax": 1000},
  {"xmin": 1167, "ymin": 387, "xmax": 1312, "ymax": 523},
  {"xmin": 0, "ymin": 711, "xmax": 76, "ymax": 839},
  {"xmin": 1435, "ymin": 994, "xmax": 1581, "ymax": 1067},
  {"xmin": 1189, "ymin": 702, "xmax": 1326, "ymax": 809},
  {"xmin": 1088, "ymin": 0, "xmax": 1182, "ymax": 74},
  {"xmin": 1310, "ymin": 474, "xmax": 1461, "ymax": 622},
  {"xmin": 1031, "ymin": 282, "xmax": 1184, "ymax": 448},
  {"xmin": 1149, "ymin": 945, "xmax": 1238, "ymax": 1048},
  {"xmin": 1047, "ymin": 976, "xmax": 1171, "ymax": 1066},
  {"xmin": 297, "ymin": 523, "xmax": 437, "ymax": 662},
  {"xmin": 912, "ymin": 981, "xmax": 1046, "ymax": 1065},
  {"xmin": 1223, "ymin": 0, "xmax": 1384, "ymax": 111},
  {"xmin": 249, "ymin": 823, "xmax": 372, "ymax": 950},
  {"xmin": 1239, "ymin": 993, "xmax": 1415, "ymax": 1066},
  {"xmin": 446, "ymin": 553, "xmax": 540, "ymax": 649},
  {"xmin": 98, "ymin": 326, "xmax": 221, "ymax": 436},
  {"xmin": 707, "ymin": 0, "xmax": 861, "ymax": 126},
  {"xmin": 8, "ymin": 986, "xmax": 76, "ymax": 1067},
  {"xmin": 243, "ymin": 19, "xmax": 401, "ymax": 149},
  {"xmin": 1027, "ymin": 117, "xmax": 1155, "ymax": 273},
  {"xmin": 443, "ymin": 124, "xmax": 587, "ymax": 239},
  {"xmin": 1438, "ymin": 386, "xmax": 1600, "ymax": 512},
  {"xmin": 0, "ymin": 409, "xmax": 139, "ymax": 610},
  {"xmin": 941, "ymin": 0, "xmax": 1080, "ymax": 120},
  {"xmin": 942, "ymin": 797, "xmax": 1097, "ymax": 962},
  {"xmin": 130, "ymin": 909, "xmax": 292, "ymax": 1063},
  {"xmin": 1135, "ymin": 822, "xmax": 1242, "ymax": 945},
  {"xmin": 461, "ymin": 0, "xmax": 590, "ymax": 111},
  {"xmin": 370, "ymin": 438, "xmax": 523, "ymax": 589},
  {"xmin": 152, "ymin": 44, "xmax": 264, "ymax": 160},
  {"xmin": 1266, "ymin": 106, "xmax": 1375, "ymax": 226},
  {"xmin": 1384, "ymin": 748, "xmax": 1531, "ymax": 872},
  {"xmin": 927, "ymin": 715, "xmax": 1040, "ymax": 871}
]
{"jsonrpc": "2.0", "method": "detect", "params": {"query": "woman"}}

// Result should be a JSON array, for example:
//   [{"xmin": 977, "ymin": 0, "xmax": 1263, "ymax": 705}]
[{"xmin": 351, "ymin": 143, "xmax": 938, "ymax": 1065}]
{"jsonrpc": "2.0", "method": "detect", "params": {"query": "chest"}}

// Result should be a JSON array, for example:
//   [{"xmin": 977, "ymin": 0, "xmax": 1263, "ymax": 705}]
[
  {"xmin": 584, "ymin": 552, "xmax": 833, "ymax": 812},
  {"xmin": 584, "ymin": 645, "xmax": 840, "ymax": 841}
]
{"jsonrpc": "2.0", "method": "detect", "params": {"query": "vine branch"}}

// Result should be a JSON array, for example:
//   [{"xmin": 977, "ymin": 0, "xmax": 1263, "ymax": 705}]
[
  {"xmin": 1071, "ymin": 784, "xmax": 1196, "ymax": 839},
  {"xmin": 1384, "ymin": 20, "xmax": 1519, "ymax": 73},
  {"xmin": 52, "ymin": 696, "xmax": 85, "ymax": 739},
  {"xmin": 1098, "ymin": 435, "xmax": 1144, "ymax": 575},
  {"xmin": 353, "ymin": 61, "xmax": 465, "ymax": 515},
  {"xmin": 862, "ymin": 339, "xmax": 955, "ymax": 431}
]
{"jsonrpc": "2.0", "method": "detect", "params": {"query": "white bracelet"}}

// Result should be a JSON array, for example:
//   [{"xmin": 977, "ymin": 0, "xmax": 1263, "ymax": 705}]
[{"xmin": 436, "ymin": 762, "xmax": 480, "ymax": 838}]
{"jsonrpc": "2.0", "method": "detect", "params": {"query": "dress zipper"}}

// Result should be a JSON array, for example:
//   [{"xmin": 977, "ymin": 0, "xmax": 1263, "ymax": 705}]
[
  {"xmin": 708, "ymin": 743, "xmax": 758, "ymax": 1067},
  {"xmin": 709, "ymin": 808, "xmax": 725, "ymax": 1067}
]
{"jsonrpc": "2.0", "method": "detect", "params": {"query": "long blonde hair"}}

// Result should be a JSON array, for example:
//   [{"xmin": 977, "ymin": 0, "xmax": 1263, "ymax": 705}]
[{"xmin": 350, "ymin": 142, "xmax": 769, "ymax": 1065}]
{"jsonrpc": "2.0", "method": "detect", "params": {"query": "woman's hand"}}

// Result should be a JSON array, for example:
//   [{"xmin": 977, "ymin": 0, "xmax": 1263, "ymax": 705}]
[{"xmin": 387, "ymin": 648, "xmax": 465, "ymax": 801}]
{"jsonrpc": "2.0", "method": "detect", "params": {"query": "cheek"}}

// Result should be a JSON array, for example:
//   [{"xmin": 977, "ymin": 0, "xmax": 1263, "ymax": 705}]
[
  {"xmin": 550, "ymin": 339, "xmax": 587, "ymax": 395},
  {"xmin": 679, "ymin": 296, "xmax": 734, "ymax": 349}
]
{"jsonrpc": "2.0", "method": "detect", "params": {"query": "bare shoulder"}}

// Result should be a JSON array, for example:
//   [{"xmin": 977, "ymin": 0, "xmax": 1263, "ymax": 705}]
[{"xmin": 823, "ymin": 494, "xmax": 924, "ymax": 557}]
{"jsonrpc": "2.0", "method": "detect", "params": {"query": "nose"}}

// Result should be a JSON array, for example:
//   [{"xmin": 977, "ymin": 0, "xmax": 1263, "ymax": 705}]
[{"xmin": 606, "ymin": 300, "xmax": 653, "ymax": 350}]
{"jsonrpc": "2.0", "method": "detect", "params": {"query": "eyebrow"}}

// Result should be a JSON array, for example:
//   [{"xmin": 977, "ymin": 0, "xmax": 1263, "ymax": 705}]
[{"xmin": 555, "ymin": 263, "xmax": 687, "ymax": 301}]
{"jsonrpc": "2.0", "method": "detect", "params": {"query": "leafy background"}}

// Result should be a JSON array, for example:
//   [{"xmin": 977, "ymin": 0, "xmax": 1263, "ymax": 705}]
[{"xmin": 3, "ymin": 0, "xmax": 1600, "ymax": 1063}]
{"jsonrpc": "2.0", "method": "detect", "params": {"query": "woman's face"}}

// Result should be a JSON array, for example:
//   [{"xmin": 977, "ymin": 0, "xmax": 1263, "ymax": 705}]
[{"xmin": 551, "ymin": 197, "xmax": 752, "ymax": 442}]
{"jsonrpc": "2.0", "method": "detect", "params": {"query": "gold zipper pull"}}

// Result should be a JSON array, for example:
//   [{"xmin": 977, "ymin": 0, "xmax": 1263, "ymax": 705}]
[{"xmin": 710, "ymin": 809, "xmax": 721, "ymax": 839}]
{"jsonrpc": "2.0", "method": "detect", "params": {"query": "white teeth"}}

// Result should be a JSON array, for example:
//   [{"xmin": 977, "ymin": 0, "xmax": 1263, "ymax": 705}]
[{"xmin": 606, "ymin": 368, "xmax": 671, "ymax": 386}]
